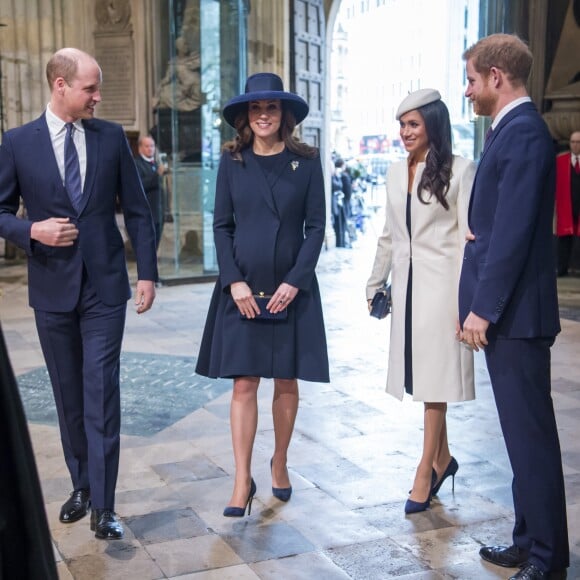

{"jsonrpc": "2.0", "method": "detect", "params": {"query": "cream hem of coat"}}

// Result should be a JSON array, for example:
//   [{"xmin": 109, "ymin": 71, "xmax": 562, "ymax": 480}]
[{"xmin": 366, "ymin": 155, "xmax": 476, "ymax": 402}]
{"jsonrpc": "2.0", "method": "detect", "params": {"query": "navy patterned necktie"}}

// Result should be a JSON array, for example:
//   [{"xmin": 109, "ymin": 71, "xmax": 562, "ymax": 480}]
[
  {"xmin": 481, "ymin": 126, "xmax": 494, "ymax": 154},
  {"xmin": 64, "ymin": 123, "xmax": 82, "ymax": 211}
]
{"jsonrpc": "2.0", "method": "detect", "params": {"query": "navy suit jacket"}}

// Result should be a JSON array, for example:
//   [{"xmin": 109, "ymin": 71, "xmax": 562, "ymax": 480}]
[
  {"xmin": 458, "ymin": 102, "xmax": 560, "ymax": 339},
  {"xmin": 0, "ymin": 115, "xmax": 158, "ymax": 311}
]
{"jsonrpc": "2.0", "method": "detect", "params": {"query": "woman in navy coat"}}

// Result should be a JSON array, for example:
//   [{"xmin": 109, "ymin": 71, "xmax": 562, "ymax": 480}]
[{"xmin": 196, "ymin": 73, "xmax": 329, "ymax": 516}]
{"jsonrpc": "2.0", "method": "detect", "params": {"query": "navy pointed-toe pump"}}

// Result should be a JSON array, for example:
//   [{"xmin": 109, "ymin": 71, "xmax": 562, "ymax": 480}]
[
  {"xmin": 223, "ymin": 478, "xmax": 257, "ymax": 517},
  {"xmin": 270, "ymin": 458, "xmax": 292, "ymax": 502},
  {"xmin": 431, "ymin": 457, "xmax": 458, "ymax": 496}
]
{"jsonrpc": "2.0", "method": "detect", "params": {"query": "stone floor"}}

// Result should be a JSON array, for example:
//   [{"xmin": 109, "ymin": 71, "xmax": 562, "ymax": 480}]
[{"xmin": 1, "ymin": 216, "xmax": 579, "ymax": 580}]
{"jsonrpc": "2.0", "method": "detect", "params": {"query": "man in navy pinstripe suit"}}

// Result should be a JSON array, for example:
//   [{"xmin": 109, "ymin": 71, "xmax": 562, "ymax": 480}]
[
  {"xmin": 0, "ymin": 48, "xmax": 158, "ymax": 540},
  {"xmin": 458, "ymin": 34, "xmax": 568, "ymax": 580}
]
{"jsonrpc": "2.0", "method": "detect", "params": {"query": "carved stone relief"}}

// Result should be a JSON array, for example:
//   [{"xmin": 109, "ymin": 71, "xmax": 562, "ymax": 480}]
[
  {"xmin": 93, "ymin": 0, "xmax": 135, "ymax": 125},
  {"xmin": 543, "ymin": 0, "xmax": 580, "ymax": 142},
  {"xmin": 95, "ymin": 0, "xmax": 132, "ymax": 32}
]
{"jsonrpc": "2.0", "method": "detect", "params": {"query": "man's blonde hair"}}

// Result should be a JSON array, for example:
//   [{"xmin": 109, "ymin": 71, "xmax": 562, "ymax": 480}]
[
  {"xmin": 463, "ymin": 33, "xmax": 533, "ymax": 87},
  {"xmin": 46, "ymin": 48, "xmax": 95, "ymax": 88}
]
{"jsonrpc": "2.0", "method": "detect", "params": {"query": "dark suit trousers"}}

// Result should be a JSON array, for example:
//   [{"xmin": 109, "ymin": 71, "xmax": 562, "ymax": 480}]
[
  {"xmin": 485, "ymin": 337, "xmax": 569, "ymax": 571},
  {"xmin": 34, "ymin": 272, "xmax": 126, "ymax": 510}
]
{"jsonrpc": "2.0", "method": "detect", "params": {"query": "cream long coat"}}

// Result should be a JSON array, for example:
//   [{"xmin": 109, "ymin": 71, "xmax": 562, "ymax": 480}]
[{"xmin": 366, "ymin": 155, "xmax": 476, "ymax": 402}]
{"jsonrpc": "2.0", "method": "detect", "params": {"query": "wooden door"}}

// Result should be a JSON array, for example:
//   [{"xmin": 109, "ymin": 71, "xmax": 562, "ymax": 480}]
[{"xmin": 290, "ymin": 0, "xmax": 325, "ymax": 149}]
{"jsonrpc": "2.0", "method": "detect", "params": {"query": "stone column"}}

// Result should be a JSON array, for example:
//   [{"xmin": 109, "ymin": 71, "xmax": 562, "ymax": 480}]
[
  {"xmin": 247, "ymin": 0, "xmax": 285, "ymax": 78},
  {"xmin": 527, "ymin": 0, "xmax": 549, "ymax": 108}
]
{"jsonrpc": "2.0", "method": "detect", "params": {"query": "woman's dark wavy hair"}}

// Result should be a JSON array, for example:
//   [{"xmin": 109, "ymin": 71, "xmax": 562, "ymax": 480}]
[
  {"xmin": 222, "ymin": 103, "xmax": 318, "ymax": 160},
  {"xmin": 415, "ymin": 99, "xmax": 453, "ymax": 210}
]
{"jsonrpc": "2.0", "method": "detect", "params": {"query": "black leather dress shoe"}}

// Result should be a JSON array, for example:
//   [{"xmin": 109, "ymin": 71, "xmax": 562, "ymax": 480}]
[
  {"xmin": 509, "ymin": 563, "xmax": 567, "ymax": 579},
  {"xmin": 480, "ymin": 544, "xmax": 529, "ymax": 568},
  {"xmin": 90, "ymin": 509, "xmax": 124, "ymax": 539},
  {"xmin": 59, "ymin": 489, "xmax": 91, "ymax": 523}
]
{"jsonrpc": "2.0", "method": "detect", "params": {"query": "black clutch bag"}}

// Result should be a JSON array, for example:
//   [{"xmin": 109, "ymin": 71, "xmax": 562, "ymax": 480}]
[
  {"xmin": 240, "ymin": 294, "xmax": 288, "ymax": 320},
  {"xmin": 369, "ymin": 284, "xmax": 392, "ymax": 319}
]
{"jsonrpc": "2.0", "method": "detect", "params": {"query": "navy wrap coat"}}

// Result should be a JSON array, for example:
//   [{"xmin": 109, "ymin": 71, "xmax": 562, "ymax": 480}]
[{"xmin": 196, "ymin": 148, "xmax": 330, "ymax": 382}]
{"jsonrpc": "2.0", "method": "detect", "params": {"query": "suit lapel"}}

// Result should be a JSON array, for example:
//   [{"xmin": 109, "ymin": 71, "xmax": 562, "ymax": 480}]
[
  {"xmin": 33, "ymin": 116, "xmax": 66, "ymax": 190},
  {"xmin": 470, "ymin": 102, "xmax": 536, "ymax": 221},
  {"xmin": 242, "ymin": 149, "xmax": 279, "ymax": 216},
  {"xmin": 77, "ymin": 120, "xmax": 99, "ymax": 215},
  {"xmin": 478, "ymin": 102, "xmax": 534, "ymax": 164},
  {"xmin": 267, "ymin": 149, "xmax": 295, "ymax": 190}
]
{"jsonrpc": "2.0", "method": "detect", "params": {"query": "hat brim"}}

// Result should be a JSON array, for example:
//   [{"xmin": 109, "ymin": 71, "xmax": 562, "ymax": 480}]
[
  {"xmin": 396, "ymin": 89, "xmax": 442, "ymax": 120},
  {"xmin": 222, "ymin": 91, "xmax": 309, "ymax": 127}
]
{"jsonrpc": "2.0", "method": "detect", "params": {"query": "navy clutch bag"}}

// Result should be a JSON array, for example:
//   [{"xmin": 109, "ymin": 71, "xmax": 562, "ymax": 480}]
[
  {"xmin": 240, "ymin": 294, "xmax": 288, "ymax": 320},
  {"xmin": 369, "ymin": 284, "xmax": 392, "ymax": 319}
]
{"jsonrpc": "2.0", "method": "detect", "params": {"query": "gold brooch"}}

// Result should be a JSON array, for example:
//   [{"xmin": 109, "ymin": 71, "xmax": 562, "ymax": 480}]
[{"xmin": 291, "ymin": 160, "xmax": 299, "ymax": 171}]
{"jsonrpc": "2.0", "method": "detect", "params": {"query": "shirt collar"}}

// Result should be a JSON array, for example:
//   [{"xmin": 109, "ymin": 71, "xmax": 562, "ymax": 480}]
[
  {"xmin": 491, "ymin": 96, "xmax": 532, "ymax": 130},
  {"xmin": 45, "ymin": 103, "xmax": 85, "ymax": 134}
]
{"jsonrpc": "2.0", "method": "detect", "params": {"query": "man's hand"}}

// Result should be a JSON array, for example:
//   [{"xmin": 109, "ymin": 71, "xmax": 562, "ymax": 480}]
[
  {"xmin": 465, "ymin": 228, "xmax": 475, "ymax": 242},
  {"xmin": 30, "ymin": 217, "xmax": 79, "ymax": 246},
  {"xmin": 135, "ymin": 280, "xmax": 156, "ymax": 314},
  {"xmin": 459, "ymin": 311, "xmax": 489, "ymax": 352}
]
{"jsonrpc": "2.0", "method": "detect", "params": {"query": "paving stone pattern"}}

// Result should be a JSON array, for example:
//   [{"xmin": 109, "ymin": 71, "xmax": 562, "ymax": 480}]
[{"xmin": 1, "ymin": 213, "xmax": 579, "ymax": 579}]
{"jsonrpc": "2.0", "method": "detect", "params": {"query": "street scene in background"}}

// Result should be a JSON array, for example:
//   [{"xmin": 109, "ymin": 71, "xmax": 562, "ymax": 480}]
[{"xmin": 330, "ymin": 0, "xmax": 478, "ymax": 198}]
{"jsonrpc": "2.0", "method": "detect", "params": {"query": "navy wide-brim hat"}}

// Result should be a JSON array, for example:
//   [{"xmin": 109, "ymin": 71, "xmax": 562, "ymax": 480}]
[{"xmin": 222, "ymin": 72, "xmax": 309, "ymax": 128}]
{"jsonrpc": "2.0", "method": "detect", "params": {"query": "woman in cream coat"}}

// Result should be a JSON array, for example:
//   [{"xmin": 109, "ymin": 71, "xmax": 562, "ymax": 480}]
[{"xmin": 366, "ymin": 89, "xmax": 475, "ymax": 514}]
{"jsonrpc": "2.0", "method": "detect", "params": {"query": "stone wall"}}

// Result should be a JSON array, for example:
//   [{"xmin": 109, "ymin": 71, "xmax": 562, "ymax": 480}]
[
  {"xmin": 0, "ymin": 0, "xmax": 152, "ymax": 135},
  {"xmin": 0, "ymin": 0, "xmax": 92, "ymax": 129}
]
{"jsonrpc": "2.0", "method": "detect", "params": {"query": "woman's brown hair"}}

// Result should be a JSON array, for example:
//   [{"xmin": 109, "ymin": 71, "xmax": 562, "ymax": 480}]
[{"xmin": 222, "ymin": 104, "xmax": 318, "ymax": 161}]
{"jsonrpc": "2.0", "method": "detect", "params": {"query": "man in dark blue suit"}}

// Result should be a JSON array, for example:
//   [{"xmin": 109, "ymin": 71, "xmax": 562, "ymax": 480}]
[
  {"xmin": 458, "ymin": 34, "xmax": 568, "ymax": 580},
  {"xmin": 0, "ymin": 48, "xmax": 158, "ymax": 539}
]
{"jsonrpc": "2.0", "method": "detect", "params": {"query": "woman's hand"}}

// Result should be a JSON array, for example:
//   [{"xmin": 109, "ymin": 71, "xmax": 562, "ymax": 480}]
[
  {"xmin": 231, "ymin": 281, "xmax": 259, "ymax": 319},
  {"xmin": 268, "ymin": 283, "xmax": 298, "ymax": 313}
]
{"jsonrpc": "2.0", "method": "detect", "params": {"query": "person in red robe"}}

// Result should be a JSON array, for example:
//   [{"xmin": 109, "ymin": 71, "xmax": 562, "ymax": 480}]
[{"xmin": 555, "ymin": 130, "xmax": 580, "ymax": 276}]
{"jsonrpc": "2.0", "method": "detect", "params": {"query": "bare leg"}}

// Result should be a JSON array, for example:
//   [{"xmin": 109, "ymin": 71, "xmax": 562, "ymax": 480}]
[
  {"xmin": 271, "ymin": 378, "xmax": 299, "ymax": 488},
  {"xmin": 228, "ymin": 376, "xmax": 259, "ymax": 508},
  {"xmin": 432, "ymin": 409, "xmax": 452, "ymax": 478},
  {"xmin": 409, "ymin": 402, "xmax": 447, "ymax": 502}
]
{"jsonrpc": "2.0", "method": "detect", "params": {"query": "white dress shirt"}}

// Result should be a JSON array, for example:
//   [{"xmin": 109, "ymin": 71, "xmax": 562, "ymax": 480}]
[
  {"xmin": 45, "ymin": 104, "xmax": 87, "ymax": 189},
  {"xmin": 491, "ymin": 96, "xmax": 532, "ymax": 130}
]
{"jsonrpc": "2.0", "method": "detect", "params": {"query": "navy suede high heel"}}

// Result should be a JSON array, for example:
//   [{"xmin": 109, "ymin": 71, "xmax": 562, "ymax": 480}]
[
  {"xmin": 431, "ymin": 457, "xmax": 458, "ymax": 496},
  {"xmin": 223, "ymin": 478, "xmax": 256, "ymax": 517},
  {"xmin": 270, "ymin": 458, "xmax": 292, "ymax": 502},
  {"xmin": 404, "ymin": 496, "xmax": 431, "ymax": 514},
  {"xmin": 404, "ymin": 469, "xmax": 436, "ymax": 514}
]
